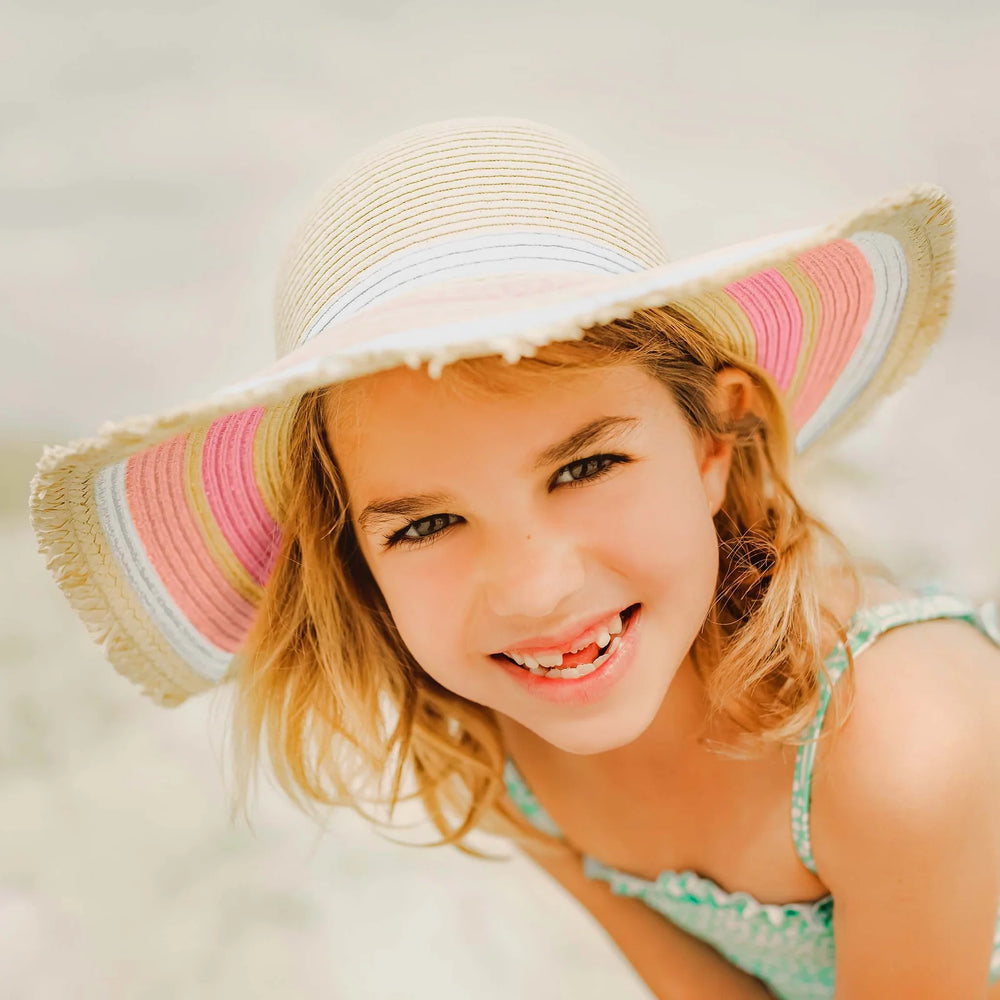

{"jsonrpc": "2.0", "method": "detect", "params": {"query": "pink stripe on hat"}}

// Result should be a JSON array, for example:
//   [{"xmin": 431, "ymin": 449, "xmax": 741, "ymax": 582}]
[
  {"xmin": 791, "ymin": 240, "xmax": 874, "ymax": 427},
  {"xmin": 202, "ymin": 408, "xmax": 282, "ymax": 587},
  {"xmin": 724, "ymin": 268, "xmax": 803, "ymax": 391},
  {"xmin": 126, "ymin": 435, "xmax": 256, "ymax": 651}
]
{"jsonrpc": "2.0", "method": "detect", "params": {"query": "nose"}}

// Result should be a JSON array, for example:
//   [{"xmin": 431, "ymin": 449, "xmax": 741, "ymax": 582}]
[{"xmin": 480, "ymin": 529, "xmax": 586, "ymax": 621}]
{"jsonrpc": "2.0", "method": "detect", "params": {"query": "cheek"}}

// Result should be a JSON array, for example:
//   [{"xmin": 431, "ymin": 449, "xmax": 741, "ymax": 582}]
[
  {"xmin": 616, "ymin": 476, "xmax": 720, "ymax": 653},
  {"xmin": 367, "ymin": 554, "xmax": 471, "ymax": 681},
  {"xmin": 605, "ymin": 463, "xmax": 719, "ymax": 581}
]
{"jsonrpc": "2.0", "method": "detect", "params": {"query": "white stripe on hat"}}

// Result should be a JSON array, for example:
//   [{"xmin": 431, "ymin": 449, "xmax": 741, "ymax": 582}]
[
  {"xmin": 795, "ymin": 232, "xmax": 908, "ymax": 452},
  {"xmin": 94, "ymin": 462, "xmax": 231, "ymax": 682},
  {"xmin": 301, "ymin": 231, "xmax": 647, "ymax": 344}
]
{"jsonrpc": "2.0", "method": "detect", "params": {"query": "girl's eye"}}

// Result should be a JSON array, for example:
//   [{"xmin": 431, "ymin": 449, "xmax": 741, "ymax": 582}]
[
  {"xmin": 385, "ymin": 513, "xmax": 462, "ymax": 549},
  {"xmin": 550, "ymin": 453, "xmax": 626, "ymax": 487},
  {"xmin": 382, "ymin": 453, "xmax": 630, "ymax": 550}
]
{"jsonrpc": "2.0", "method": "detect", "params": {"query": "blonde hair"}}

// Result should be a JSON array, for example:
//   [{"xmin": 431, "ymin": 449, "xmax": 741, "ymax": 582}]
[{"xmin": 228, "ymin": 305, "xmax": 868, "ymax": 856}]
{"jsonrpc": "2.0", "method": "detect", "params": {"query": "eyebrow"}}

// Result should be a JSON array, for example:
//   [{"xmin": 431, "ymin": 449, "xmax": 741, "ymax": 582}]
[{"xmin": 356, "ymin": 415, "xmax": 640, "ymax": 534}]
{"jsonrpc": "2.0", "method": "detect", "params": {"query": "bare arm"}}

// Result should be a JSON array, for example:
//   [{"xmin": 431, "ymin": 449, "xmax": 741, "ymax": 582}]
[
  {"xmin": 811, "ymin": 626, "xmax": 1000, "ymax": 998},
  {"xmin": 522, "ymin": 842, "xmax": 774, "ymax": 1000}
]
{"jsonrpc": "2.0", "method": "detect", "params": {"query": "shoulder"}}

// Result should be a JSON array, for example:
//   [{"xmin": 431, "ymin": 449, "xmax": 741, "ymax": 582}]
[{"xmin": 810, "ymin": 609, "xmax": 1000, "ymax": 884}]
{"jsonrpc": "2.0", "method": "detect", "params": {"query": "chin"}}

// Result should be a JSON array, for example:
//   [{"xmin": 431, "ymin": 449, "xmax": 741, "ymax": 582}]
[{"xmin": 534, "ymin": 696, "xmax": 666, "ymax": 756}]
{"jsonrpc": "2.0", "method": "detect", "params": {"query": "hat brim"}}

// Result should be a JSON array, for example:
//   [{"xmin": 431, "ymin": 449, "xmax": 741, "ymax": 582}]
[{"xmin": 29, "ymin": 184, "xmax": 953, "ymax": 704}]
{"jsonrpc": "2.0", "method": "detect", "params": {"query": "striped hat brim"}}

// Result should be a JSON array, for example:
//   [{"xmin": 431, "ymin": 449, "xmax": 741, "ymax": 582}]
[{"xmin": 29, "ymin": 183, "xmax": 953, "ymax": 705}]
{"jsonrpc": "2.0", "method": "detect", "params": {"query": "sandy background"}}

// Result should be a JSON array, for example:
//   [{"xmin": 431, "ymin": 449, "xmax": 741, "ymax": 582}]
[{"xmin": 2, "ymin": 0, "xmax": 999, "ymax": 997}]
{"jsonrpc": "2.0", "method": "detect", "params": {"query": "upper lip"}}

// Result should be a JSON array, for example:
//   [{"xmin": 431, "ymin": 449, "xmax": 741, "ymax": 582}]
[{"xmin": 492, "ymin": 605, "xmax": 632, "ymax": 657}]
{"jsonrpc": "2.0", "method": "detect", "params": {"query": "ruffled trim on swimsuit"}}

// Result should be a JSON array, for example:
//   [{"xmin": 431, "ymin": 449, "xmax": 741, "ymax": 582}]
[{"xmin": 582, "ymin": 855, "xmax": 834, "ymax": 931}]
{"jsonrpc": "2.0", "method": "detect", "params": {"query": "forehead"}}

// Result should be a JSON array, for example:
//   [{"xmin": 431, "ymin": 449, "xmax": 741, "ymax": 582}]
[{"xmin": 323, "ymin": 360, "xmax": 665, "ymax": 447}]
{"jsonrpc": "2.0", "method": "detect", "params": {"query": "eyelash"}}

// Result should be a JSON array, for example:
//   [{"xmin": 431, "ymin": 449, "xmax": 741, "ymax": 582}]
[{"xmin": 382, "ymin": 453, "xmax": 631, "ymax": 551}]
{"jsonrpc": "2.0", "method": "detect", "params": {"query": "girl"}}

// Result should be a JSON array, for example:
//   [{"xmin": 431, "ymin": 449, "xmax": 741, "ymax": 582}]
[{"xmin": 30, "ymin": 118, "xmax": 1000, "ymax": 999}]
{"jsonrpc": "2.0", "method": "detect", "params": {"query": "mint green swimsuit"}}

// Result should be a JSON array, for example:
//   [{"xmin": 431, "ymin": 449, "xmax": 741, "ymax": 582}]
[{"xmin": 503, "ymin": 588, "xmax": 1000, "ymax": 1000}]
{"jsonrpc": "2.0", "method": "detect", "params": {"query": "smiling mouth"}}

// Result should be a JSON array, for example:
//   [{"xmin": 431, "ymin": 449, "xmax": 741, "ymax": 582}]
[{"xmin": 491, "ymin": 603, "xmax": 639, "ymax": 677}]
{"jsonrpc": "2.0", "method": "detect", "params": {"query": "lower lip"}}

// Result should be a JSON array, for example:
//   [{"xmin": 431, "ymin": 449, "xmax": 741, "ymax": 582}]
[{"xmin": 497, "ymin": 605, "xmax": 642, "ymax": 705}]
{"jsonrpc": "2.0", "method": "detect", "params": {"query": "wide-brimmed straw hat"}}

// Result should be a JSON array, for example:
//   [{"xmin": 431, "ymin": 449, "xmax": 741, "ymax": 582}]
[{"xmin": 29, "ymin": 116, "xmax": 954, "ymax": 706}]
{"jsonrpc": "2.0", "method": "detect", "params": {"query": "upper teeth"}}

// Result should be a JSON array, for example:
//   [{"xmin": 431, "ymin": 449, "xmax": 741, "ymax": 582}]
[{"xmin": 503, "ymin": 611, "xmax": 626, "ymax": 668}]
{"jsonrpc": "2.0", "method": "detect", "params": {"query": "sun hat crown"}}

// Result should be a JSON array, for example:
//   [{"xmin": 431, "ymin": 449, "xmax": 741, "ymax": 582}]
[{"xmin": 274, "ymin": 117, "xmax": 669, "ymax": 357}]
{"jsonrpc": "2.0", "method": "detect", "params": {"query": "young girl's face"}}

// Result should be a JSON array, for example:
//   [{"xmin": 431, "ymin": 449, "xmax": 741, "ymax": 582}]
[{"xmin": 325, "ymin": 360, "xmax": 734, "ymax": 756}]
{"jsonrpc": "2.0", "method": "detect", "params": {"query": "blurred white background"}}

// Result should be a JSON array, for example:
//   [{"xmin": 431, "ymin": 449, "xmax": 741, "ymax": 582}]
[{"xmin": 2, "ymin": 0, "xmax": 998, "ymax": 997}]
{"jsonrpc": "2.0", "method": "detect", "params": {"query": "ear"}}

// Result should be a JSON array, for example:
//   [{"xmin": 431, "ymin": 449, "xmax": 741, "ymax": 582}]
[{"xmin": 698, "ymin": 367, "xmax": 756, "ymax": 516}]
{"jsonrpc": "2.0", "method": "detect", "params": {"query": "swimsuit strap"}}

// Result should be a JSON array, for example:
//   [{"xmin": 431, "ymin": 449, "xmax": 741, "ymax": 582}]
[
  {"xmin": 790, "ymin": 587, "xmax": 1000, "ymax": 874},
  {"xmin": 502, "ymin": 758, "xmax": 564, "ymax": 837}
]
